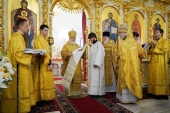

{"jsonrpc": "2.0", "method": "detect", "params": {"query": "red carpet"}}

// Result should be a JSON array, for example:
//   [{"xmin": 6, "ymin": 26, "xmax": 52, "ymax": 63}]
[
  {"xmin": 30, "ymin": 78, "xmax": 147, "ymax": 113},
  {"xmin": 55, "ymin": 84, "xmax": 133, "ymax": 113}
]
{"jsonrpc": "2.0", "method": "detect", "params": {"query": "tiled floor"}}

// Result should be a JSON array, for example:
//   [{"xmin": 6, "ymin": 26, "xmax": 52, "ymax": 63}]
[{"xmin": 118, "ymin": 96, "xmax": 170, "ymax": 113}]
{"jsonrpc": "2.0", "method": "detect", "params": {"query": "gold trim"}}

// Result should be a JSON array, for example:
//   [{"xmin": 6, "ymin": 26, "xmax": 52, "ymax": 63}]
[
  {"xmin": 84, "ymin": 26, "xmax": 88, "ymax": 85},
  {"xmin": 168, "ymin": 12, "xmax": 170, "ymax": 58},
  {"xmin": 94, "ymin": 3, "xmax": 100, "ymax": 41},
  {"xmin": 0, "ymin": 0, "xmax": 4, "ymax": 52},
  {"xmin": 49, "ymin": 16, "xmax": 52, "ymax": 57},
  {"xmin": 129, "ymin": 0, "xmax": 147, "ymax": 8},
  {"xmin": 122, "ymin": 2, "xmax": 130, "ymax": 24},
  {"xmin": 56, "ymin": 0, "xmax": 83, "ymax": 13},
  {"xmin": 146, "ymin": 7, "xmax": 153, "ymax": 42},
  {"xmin": 43, "ymin": 0, "xmax": 48, "ymax": 25},
  {"xmin": 50, "ymin": 0, "xmax": 92, "ymax": 19},
  {"xmin": 49, "ymin": 16, "xmax": 52, "ymax": 37},
  {"xmin": 153, "ymin": 2, "xmax": 166, "ymax": 11}
]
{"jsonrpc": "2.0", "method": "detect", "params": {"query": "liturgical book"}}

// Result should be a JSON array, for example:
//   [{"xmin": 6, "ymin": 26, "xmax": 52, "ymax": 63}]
[{"xmin": 24, "ymin": 49, "xmax": 46, "ymax": 55}]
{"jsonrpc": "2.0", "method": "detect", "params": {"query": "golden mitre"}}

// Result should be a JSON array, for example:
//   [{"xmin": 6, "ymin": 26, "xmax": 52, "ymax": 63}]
[
  {"xmin": 118, "ymin": 24, "xmax": 128, "ymax": 33},
  {"xmin": 68, "ymin": 29, "xmax": 77, "ymax": 38}
]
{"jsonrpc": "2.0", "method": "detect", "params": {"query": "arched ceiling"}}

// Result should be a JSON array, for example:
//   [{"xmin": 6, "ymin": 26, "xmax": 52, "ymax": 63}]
[{"xmin": 50, "ymin": 0, "xmax": 92, "ymax": 19}]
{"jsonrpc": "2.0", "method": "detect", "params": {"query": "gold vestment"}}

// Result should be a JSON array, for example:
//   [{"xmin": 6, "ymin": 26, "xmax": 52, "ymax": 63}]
[
  {"xmin": 148, "ymin": 37, "xmax": 169, "ymax": 95},
  {"xmin": 1, "ymin": 32, "xmax": 36, "ymax": 113},
  {"xmin": 135, "ymin": 41, "xmax": 146, "ymax": 65},
  {"xmin": 117, "ymin": 35, "xmax": 143, "ymax": 99},
  {"xmin": 103, "ymin": 40, "xmax": 118, "ymax": 86},
  {"xmin": 33, "ymin": 34, "xmax": 55, "ymax": 101},
  {"xmin": 61, "ymin": 41, "xmax": 82, "ymax": 96}
]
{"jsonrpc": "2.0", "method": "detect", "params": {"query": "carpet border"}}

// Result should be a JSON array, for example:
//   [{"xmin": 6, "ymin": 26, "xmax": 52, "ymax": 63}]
[
  {"xmin": 94, "ymin": 97, "xmax": 133, "ymax": 113},
  {"xmin": 54, "ymin": 85, "xmax": 79, "ymax": 113}
]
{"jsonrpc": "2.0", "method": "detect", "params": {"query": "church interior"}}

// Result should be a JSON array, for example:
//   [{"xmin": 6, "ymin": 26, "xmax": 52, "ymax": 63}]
[{"xmin": 0, "ymin": 0, "xmax": 170, "ymax": 113}]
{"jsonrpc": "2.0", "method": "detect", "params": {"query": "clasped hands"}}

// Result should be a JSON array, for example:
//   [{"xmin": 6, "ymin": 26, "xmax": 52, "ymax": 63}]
[{"xmin": 150, "ymin": 40, "xmax": 156, "ymax": 46}]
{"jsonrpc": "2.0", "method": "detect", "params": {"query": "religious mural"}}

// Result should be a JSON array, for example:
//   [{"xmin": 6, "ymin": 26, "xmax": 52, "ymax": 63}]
[
  {"xmin": 102, "ymin": 12, "xmax": 118, "ymax": 43},
  {"xmin": 100, "ymin": 6, "xmax": 120, "ymax": 43},
  {"xmin": 131, "ymin": 14, "xmax": 141, "ymax": 38},
  {"xmin": 11, "ymin": 0, "xmax": 37, "ymax": 48},
  {"xmin": 128, "ymin": 11, "xmax": 144, "ymax": 43}
]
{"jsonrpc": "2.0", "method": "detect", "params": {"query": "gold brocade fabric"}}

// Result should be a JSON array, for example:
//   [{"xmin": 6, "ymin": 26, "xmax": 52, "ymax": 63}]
[
  {"xmin": 103, "ymin": 40, "xmax": 118, "ymax": 86},
  {"xmin": 135, "ymin": 41, "xmax": 146, "ymax": 65},
  {"xmin": 33, "ymin": 35, "xmax": 55, "ymax": 101},
  {"xmin": 148, "ymin": 38, "xmax": 169, "ymax": 95},
  {"xmin": 61, "ymin": 41, "xmax": 82, "ymax": 95},
  {"xmin": 117, "ymin": 35, "xmax": 143, "ymax": 99},
  {"xmin": 1, "ymin": 32, "xmax": 36, "ymax": 113}
]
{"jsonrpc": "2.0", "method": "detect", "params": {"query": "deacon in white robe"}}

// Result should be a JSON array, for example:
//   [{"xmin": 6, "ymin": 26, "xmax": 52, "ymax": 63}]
[{"xmin": 87, "ymin": 32, "xmax": 105, "ymax": 96}]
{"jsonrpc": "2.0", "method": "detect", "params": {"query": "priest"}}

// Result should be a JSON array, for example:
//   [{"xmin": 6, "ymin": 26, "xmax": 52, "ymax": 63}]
[
  {"xmin": 102, "ymin": 31, "xmax": 118, "ymax": 92},
  {"xmin": 61, "ymin": 29, "xmax": 83, "ymax": 97},
  {"xmin": 116, "ymin": 24, "xmax": 143, "ymax": 103}
]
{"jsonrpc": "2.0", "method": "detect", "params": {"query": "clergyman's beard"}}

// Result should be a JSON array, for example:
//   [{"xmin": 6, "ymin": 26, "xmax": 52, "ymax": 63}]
[
  {"xmin": 103, "ymin": 39, "xmax": 109, "ymax": 44},
  {"xmin": 69, "ymin": 40, "xmax": 75, "ymax": 44}
]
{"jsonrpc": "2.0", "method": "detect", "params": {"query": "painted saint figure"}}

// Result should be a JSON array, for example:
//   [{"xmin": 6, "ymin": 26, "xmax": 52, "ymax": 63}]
[
  {"xmin": 102, "ymin": 12, "xmax": 118, "ymax": 43},
  {"xmin": 131, "ymin": 14, "xmax": 141, "ymax": 38},
  {"xmin": 12, "ymin": 0, "xmax": 36, "ymax": 48}
]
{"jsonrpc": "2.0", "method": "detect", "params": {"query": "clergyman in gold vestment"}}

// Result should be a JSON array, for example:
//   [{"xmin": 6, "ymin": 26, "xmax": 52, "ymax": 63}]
[
  {"xmin": 61, "ymin": 29, "xmax": 82, "ymax": 97},
  {"xmin": 148, "ymin": 29, "xmax": 169, "ymax": 99},
  {"xmin": 102, "ymin": 31, "xmax": 117, "ymax": 92},
  {"xmin": 33, "ymin": 24, "xmax": 55, "ymax": 102},
  {"xmin": 116, "ymin": 24, "xmax": 143, "ymax": 103},
  {"xmin": 1, "ymin": 18, "xmax": 36, "ymax": 113}
]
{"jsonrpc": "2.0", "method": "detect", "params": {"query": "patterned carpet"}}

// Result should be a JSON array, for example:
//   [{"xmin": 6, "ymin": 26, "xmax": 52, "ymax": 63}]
[
  {"xmin": 55, "ymin": 85, "xmax": 79, "ymax": 113},
  {"xmin": 30, "ymin": 99, "xmax": 60, "ymax": 113},
  {"xmin": 55, "ymin": 84, "xmax": 133, "ymax": 113},
  {"xmin": 29, "ymin": 78, "xmax": 148, "ymax": 113}
]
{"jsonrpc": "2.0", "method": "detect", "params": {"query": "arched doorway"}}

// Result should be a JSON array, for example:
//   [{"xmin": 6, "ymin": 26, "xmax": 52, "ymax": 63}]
[{"xmin": 50, "ymin": 0, "xmax": 91, "ymax": 81}]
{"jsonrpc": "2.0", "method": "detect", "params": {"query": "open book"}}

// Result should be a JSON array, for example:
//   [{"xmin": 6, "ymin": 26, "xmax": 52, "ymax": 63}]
[
  {"xmin": 111, "ymin": 27, "xmax": 117, "ymax": 34},
  {"xmin": 24, "ymin": 49, "xmax": 46, "ymax": 55}
]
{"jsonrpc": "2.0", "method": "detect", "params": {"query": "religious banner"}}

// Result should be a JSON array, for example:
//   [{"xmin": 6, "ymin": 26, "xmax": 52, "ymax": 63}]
[{"xmin": 60, "ymin": 45, "xmax": 86, "ymax": 89}]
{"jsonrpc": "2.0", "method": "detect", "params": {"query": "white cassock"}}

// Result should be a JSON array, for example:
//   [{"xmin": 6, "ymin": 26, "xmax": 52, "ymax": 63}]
[
  {"xmin": 88, "ymin": 41, "xmax": 105, "ymax": 96},
  {"xmin": 105, "ymin": 68, "xmax": 117, "ymax": 92}
]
